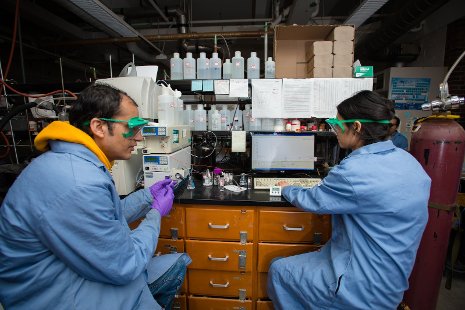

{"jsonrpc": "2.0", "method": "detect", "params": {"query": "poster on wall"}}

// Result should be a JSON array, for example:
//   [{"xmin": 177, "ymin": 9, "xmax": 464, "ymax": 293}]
[{"xmin": 390, "ymin": 77, "xmax": 431, "ymax": 110}]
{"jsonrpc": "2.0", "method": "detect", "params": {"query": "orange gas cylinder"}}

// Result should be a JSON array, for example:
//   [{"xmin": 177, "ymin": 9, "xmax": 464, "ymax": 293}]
[{"xmin": 404, "ymin": 117, "xmax": 465, "ymax": 310}]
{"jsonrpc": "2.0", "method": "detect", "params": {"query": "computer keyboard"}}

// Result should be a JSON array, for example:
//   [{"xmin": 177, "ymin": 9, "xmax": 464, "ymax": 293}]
[{"xmin": 253, "ymin": 177, "xmax": 322, "ymax": 189}]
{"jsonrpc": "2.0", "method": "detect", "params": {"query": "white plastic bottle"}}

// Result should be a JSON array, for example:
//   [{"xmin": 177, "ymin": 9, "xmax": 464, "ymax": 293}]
[
  {"xmin": 231, "ymin": 51, "xmax": 244, "ymax": 79},
  {"xmin": 261, "ymin": 118, "xmax": 274, "ymax": 131},
  {"xmin": 219, "ymin": 105, "xmax": 229, "ymax": 130},
  {"xmin": 223, "ymin": 59, "xmax": 232, "ymax": 79},
  {"xmin": 243, "ymin": 105, "xmax": 251, "ymax": 131},
  {"xmin": 210, "ymin": 108, "xmax": 221, "ymax": 131},
  {"xmin": 183, "ymin": 52, "xmax": 196, "ymax": 79},
  {"xmin": 170, "ymin": 52, "xmax": 183, "ymax": 80},
  {"xmin": 158, "ymin": 85, "xmax": 175, "ymax": 125},
  {"xmin": 197, "ymin": 52, "xmax": 209, "ymax": 79},
  {"xmin": 184, "ymin": 104, "xmax": 195, "ymax": 129},
  {"xmin": 249, "ymin": 116, "xmax": 261, "ymax": 131},
  {"xmin": 194, "ymin": 105, "xmax": 207, "ymax": 130},
  {"xmin": 265, "ymin": 57, "xmax": 275, "ymax": 79},
  {"xmin": 173, "ymin": 90, "xmax": 183, "ymax": 125},
  {"xmin": 210, "ymin": 52, "xmax": 222, "ymax": 79},
  {"xmin": 247, "ymin": 52, "xmax": 260, "ymax": 79}
]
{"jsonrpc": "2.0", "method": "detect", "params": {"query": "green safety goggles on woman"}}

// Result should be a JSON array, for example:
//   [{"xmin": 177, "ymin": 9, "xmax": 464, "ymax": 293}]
[
  {"xmin": 84, "ymin": 117, "xmax": 149, "ymax": 138},
  {"xmin": 325, "ymin": 118, "xmax": 391, "ymax": 134}
]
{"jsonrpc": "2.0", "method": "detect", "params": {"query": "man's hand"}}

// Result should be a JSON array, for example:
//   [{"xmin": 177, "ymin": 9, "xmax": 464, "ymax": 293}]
[{"xmin": 149, "ymin": 178, "xmax": 175, "ymax": 216}]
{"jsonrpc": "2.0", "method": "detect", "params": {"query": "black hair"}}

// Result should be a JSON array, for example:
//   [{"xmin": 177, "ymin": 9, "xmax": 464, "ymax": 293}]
[
  {"xmin": 69, "ymin": 83, "xmax": 136, "ymax": 136},
  {"xmin": 393, "ymin": 116, "xmax": 401, "ymax": 127},
  {"xmin": 337, "ymin": 90, "xmax": 394, "ymax": 146}
]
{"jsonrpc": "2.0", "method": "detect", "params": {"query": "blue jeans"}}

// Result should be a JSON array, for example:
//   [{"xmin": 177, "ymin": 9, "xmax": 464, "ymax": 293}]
[{"xmin": 148, "ymin": 254, "xmax": 189, "ymax": 309}]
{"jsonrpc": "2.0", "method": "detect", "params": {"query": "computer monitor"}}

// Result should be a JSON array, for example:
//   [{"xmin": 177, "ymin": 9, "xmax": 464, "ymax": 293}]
[{"xmin": 251, "ymin": 132, "xmax": 315, "ymax": 171}]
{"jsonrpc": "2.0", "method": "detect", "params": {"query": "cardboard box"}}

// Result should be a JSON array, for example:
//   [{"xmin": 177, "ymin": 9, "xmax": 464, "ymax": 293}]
[
  {"xmin": 308, "ymin": 54, "xmax": 333, "ymax": 68},
  {"xmin": 307, "ymin": 67, "xmax": 332, "ymax": 78},
  {"xmin": 353, "ymin": 66, "xmax": 374, "ymax": 78},
  {"xmin": 327, "ymin": 26, "xmax": 355, "ymax": 41},
  {"xmin": 333, "ymin": 41, "xmax": 354, "ymax": 55},
  {"xmin": 333, "ymin": 54, "xmax": 354, "ymax": 67},
  {"xmin": 333, "ymin": 67, "xmax": 353, "ymax": 78},
  {"xmin": 305, "ymin": 41, "xmax": 333, "ymax": 59},
  {"xmin": 274, "ymin": 25, "xmax": 340, "ymax": 78}
]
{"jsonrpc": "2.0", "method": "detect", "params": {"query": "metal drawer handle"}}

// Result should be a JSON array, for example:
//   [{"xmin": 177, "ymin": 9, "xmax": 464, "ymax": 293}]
[
  {"xmin": 208, "ymin": 254, "xmax": 229, "ymax": 261},
  {"xmin": 208, "ymin": 223, "xmax": 230, "ymax": 229},
  {"xmin": 209, "ymin": 280, "xmax": 230, "ymax": 288},
  {"xmin": 283, "ymin": 224, "xmax": 304, "ymax": 231}
]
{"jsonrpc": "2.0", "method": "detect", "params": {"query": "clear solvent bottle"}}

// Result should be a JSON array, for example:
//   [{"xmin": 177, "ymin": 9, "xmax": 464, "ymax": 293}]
[
  {"xmin": 210, "ymin": 52, "xmax": 222, "ymax": 79},
  {"xmin": 231, "ymin": 51, "xmax": 244, "ymax": 79},
  {"xmin": 247, "ymin": 52, "xmax": 260, "ymax": 79},
  {"xmin": 184, "ymin": 104, "xmax": 195, "ymax": 130},
  {"xmin": 170, "ymin": 52, "xmax": 183, "ymax": 80},
  {"xmin": 197, "ymin": 52, "xmax": 209, "ymax": 79},
  {"xmin": 183, "ymin": 52, "xmax": 196, "ymax": 79},
  {"xmin": 194, "ymin": 105, "xmax": 207, "ymax": 131},
  {"xmin": 223, "ymin": 59, "xmax": 232, "ymax": 79},
  {"xmin": 265, "ymin": 57, "xmax": 275, "ymax": 79}
]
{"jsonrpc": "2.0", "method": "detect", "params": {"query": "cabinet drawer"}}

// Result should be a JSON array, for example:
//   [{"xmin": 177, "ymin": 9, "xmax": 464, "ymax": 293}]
[
  {"xmin": 258, "ymin": 272, "xmax": 268, "ymax": 298},
  {"xmin": 186, "ymin": 240, "xmax": 253, "ymax": 272},
  {"xmin": 172, "ymin": 294, "xmax": 187, "ymax": 310},
  {"xmin": 186, "ymin": 207, "xmax": 254, "ymax": 241},
  {"xmin": 257, "ymin": 300, "xmax": 274, "ymax": 310},
  {"xmin": 189, "ymin": 296, "xmax": 252, "ymax": 310},
  {"xmin": 155, "ymin": 238, "xmax": 185, "ymax": 255},
  {"xmin": 258, "ymin": 243, "xmax": 319, "ymax": 272},
  {"xmin": 188, "ymin": 270, "xmax": 252, "ymax": 298},
  {"xmin": 160, "ymin": 205, "xmax": 185, "ymax": 238},
  {"xmin": 259, "ymin": 210, "xmax": 330, "ymax": 243}
]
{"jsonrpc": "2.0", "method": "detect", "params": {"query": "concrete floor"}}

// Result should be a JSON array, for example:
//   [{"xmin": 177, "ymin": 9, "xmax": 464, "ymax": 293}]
[{"xmin": 437, "ymin": 274, "xmax": 465, "ymax": 310}]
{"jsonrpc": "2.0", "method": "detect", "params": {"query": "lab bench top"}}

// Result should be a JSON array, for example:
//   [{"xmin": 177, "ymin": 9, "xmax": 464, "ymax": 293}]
[{"xmin": 174, "ymin": 181, "xmax": 292, "ymax": 207}]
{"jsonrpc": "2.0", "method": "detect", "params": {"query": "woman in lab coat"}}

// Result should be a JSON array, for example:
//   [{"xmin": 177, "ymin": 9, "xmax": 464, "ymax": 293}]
[{"xmin": 268, "ymin": 90, "xmax": 431, "ymax": 309}]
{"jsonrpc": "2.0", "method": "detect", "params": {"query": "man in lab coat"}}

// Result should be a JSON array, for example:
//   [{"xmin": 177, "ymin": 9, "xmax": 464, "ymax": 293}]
[
  {"xmin": 0, "ymin": 84, "xmax": 190, "ymax": 309},
  {"xmin": 389, "ymin": 116, "xmax": 409, "ymax": 150}
]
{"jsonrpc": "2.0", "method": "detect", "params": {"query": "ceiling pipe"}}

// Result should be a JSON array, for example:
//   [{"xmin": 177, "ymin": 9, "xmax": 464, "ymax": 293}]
[
  {"xmin": 46, "ymin": 30, "xmax": 273, "ymax": 47},
  {"xmin": 52, "ymin": 0, "xmax": 164, "ymax": 64},
  {"xmin": 147, "ymin": 0, "xmax": 169, "ymax": 22},
  {"xmin": 168, "ymin": 8, "xmax": 213, "ymax": 55}
]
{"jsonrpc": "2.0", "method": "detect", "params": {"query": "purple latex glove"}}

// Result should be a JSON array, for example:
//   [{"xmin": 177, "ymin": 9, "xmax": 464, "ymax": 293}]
[
  {"xmin": 151, "ymin": 185, "xmax": 174, "ymax": 216},
  {"xmin": 149, "ymin": 178, "xmax": 172, "ymax": 197},
  {"xmin": 149, "ymin": 178, "xmax": 175, "ymax": 216}
]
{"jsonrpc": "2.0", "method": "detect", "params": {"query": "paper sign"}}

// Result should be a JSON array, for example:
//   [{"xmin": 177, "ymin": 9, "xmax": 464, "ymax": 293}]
[{"xmin": 229, "ymin": 79, "xmax": 249, "ymax": 97}]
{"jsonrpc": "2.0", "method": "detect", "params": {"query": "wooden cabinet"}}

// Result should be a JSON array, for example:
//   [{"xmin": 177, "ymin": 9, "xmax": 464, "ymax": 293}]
[
  {"xmin": 256, "ymin": 208, "xmax": 331, "ymax": 306},
  {"xmin": 185, "ymin": 205, "xmax": 255, "ymax": 304},
  {"xmin": 135, "ymin": 203, "xmax": 331, "ymax": 309}
]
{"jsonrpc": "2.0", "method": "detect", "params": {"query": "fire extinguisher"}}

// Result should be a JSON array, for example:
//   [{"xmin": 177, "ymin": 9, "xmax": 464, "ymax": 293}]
[{"xmin": 404, "ymin": 115, "xmax": 465, "ymax": 310}]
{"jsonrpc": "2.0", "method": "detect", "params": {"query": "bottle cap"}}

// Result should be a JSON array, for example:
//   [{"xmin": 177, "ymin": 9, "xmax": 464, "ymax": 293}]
[
  {"xmin": 268, "ymin": 57, "xmax": 273, "ymax": 61},
  {"xmin": 212, "ymin": 52, "xmax": 218, "ymax": 58},
  {"xmin": 225, "ymin": 59, "xmax": 231, "ymax": 63},
  {"xmin": 251, "ymin": 52, "xmax": 257, "ymax": 57},
  {"xmin": 186, "ymin": 52, "xmax": 192, "ymax": 58},
  {"xmin": 213, "ymin": 167, "xmax": 222, "ymax": 175},
  {"xmin": 235, "ymin": 51, "xmax": 241, "ymax": 57},
  {"xmin": 200, "ymin": 52, "xmax": 206, "ymax": 58},
  {"xmin": 174, "ymin": 52, "xmax": 180, "ymax": 58}
]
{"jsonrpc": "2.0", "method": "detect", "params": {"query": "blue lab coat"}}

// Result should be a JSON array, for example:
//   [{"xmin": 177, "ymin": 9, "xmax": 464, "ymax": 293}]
[
  {"xmin": 0, "ymin": 141, "xmax": 183, "ymax": 309},
  {"xmin": 391, "ymin": 131, "xmax": 409, "ymax": 150},
  {"xmin": 268, "ymin": 140, "xmax": 431, "ymax": 310}
]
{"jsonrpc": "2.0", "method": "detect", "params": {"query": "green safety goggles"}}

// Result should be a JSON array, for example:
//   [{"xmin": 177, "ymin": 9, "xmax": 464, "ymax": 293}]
[
  {"xmin": 84, "ymin": 117, "xmax": 149, "ymax": 138},
  {"xmin": 325, "ymin": 118, "xmax": 391, "ymax": 133}
]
